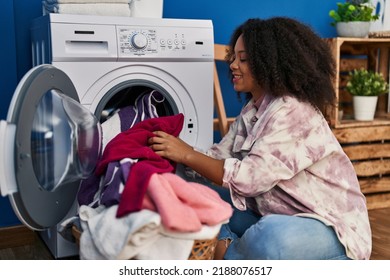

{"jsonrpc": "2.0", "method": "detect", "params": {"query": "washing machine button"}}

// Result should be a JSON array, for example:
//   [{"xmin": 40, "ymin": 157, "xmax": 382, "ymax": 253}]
[{"xmin": 131, "ymin": 33, "xmax": 148, "ymax": 49}]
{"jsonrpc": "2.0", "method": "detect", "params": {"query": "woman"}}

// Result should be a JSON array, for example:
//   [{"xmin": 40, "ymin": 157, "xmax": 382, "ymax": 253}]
[{"xmin": 148, "ymin": 17, "xmax": 371, "ymax": 260}]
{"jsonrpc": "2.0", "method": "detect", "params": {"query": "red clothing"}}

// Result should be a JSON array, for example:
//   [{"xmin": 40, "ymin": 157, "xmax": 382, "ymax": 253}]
[{"xmin": 95, "ymin": 114, "xmax": 184, "ymax": 217}]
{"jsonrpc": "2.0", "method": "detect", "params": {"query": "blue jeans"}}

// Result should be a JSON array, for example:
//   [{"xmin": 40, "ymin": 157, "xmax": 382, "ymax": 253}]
[{"xmin": 210, "ymin": 184, "xmax": 350, "ymax": 260}]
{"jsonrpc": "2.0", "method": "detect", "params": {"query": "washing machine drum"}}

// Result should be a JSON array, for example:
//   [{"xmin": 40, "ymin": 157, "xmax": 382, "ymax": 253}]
[{"xmin": 0, "ymin": 64, "xmax": 102, "ymax": 230}]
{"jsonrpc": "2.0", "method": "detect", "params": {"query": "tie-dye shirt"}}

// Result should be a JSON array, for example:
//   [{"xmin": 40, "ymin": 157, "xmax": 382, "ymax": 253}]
[{"xmin": 206, "ymin": 94, "xmax": 371, "ymax": 260}]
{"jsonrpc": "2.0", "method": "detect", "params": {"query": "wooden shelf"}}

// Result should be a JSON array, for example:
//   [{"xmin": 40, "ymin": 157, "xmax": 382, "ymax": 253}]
[
  {"xmin": 337, "ymin": 117, "xmax": 390, "ymax": 128},
  {"xmin": 326, "ymin": 37, "xmax": 390, "ymax": 128},
  {"xmin": 327, "ymin": 36, "xmax": 390, "ymax": 44},
  {"xmin": 326, "ymin": 37, "xmax": 390, "ymax": 209}
]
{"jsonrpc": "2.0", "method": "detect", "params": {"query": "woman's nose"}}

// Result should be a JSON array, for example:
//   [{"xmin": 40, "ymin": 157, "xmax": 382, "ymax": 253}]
[{"xmin": 230, "ymin": 60, "xmax": 238, "ymax": 70}]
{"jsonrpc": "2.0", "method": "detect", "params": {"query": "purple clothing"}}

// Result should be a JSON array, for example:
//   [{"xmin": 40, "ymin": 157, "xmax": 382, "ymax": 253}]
[
  {"xmin": 101, "ymin": 90, "xmax": 165, "ymax": 151},
  {"xmin": 99, "ymin": 159, "xmax": 133, "ymax": 207},
  {"xmin": 77, "ymin": 90, "xmax": 164, "ymax": 207},
  {"xmin": 207, "ymin": 94, "xmax": 372, "ymax": 260}
]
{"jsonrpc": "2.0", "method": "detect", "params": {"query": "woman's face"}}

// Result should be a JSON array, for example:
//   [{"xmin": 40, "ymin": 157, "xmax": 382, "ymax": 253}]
[{"xmin": 230, "ymin": 34, "xmax": 262, "ymax": 99}]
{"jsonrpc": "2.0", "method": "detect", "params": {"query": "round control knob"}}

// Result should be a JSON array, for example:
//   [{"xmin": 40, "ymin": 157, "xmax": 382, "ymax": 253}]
[{"xmin": 130, "ymin": 33, "xmax": 148, "ymax": 49}]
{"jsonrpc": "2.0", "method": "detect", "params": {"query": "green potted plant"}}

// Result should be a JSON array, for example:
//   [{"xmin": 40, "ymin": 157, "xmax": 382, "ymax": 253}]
[
  {"xmin": 329, "ymin": 0, "xmax": 379, "ymax": 37},
  {"xmin": 346, "ymin": 68, "xmax": 389, "ymax": 121}
]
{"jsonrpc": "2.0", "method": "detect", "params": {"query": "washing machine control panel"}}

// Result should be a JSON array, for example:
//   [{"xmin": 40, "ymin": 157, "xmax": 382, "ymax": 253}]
[
  {"xmin": 117, "ymin": 26, "xmax": 212, "ymax": 59},
  {"xmin": 118, "ymin": 28, "xmax": 158, "ymax": 55}
]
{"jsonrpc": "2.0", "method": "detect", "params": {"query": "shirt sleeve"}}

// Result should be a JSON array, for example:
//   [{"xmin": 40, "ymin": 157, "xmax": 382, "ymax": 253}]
[{"xmin": 206, "ymin": 117, "xmax": 238, "ymax": 160}]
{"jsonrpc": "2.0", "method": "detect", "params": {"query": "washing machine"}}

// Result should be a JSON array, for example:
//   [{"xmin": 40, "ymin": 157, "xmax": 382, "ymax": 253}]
[{"xmin": 0, "ymin": 14, "xmax": 214, "ymax": 258}]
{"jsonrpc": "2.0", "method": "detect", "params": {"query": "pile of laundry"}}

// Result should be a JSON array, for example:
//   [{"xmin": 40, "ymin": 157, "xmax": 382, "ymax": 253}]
[
  {"xmin": 42, "ymin": 0, "xmax": 133, "ymax": 17},
  {"xmin": 60, "ymin": 90, "xmax": 233, "ymax": 260}
]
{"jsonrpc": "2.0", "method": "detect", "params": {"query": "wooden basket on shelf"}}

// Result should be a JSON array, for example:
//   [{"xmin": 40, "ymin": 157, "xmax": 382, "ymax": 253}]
[{"xmin": 72, "ymin": 225, "xmax": 217, "ymax": 260}]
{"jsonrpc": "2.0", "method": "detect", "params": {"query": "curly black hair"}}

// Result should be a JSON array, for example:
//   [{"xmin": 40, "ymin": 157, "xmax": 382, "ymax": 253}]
[{"xmin": 226, "ymin": 17, "xmax": 336, "ymax": 112}]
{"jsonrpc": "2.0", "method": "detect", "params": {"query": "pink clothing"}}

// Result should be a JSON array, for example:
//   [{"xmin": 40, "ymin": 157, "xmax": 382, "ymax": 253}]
[
  {"xmin": 207, "ymin": 94, "xmax": 372, "ymax": 260},
  {"xmin": 95, "ymin": 114, "xmax": 184, "ymax": 217},
  {"xmin": 143, "ymin": 173, "xmax": 233, "ymax": 232}
]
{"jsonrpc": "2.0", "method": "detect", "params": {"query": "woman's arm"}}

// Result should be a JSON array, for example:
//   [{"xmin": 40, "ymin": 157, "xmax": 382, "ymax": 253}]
[{"xmin": 148, "ymin": 131, "xmax": 225, "ymax": 185}]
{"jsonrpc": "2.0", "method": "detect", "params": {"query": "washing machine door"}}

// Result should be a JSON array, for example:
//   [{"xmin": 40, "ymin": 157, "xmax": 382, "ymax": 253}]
[{"xmin": 0, "ymin": 64, "xmax": 102, "ymax": 230}]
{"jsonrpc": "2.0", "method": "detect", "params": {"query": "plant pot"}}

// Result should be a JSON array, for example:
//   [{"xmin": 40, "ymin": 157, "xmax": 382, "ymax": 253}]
[
  {"xmin": 336, "ymin": 21, "xmax": 371, "ymax": 38},
  {"xmin": 353, "ymin": 95, "xmax": 378, "ymax": 121}
]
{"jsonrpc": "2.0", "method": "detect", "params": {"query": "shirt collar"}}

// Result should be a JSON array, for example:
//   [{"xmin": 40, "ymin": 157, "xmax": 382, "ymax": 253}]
[{"xmin": 253, "ymin": 96, "xmax": 264, "ymax": 109}]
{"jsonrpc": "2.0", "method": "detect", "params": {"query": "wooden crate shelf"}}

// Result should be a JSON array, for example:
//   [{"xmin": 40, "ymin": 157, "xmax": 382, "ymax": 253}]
[
  {"xmin": 332, "ymin": 125, "xmax": 390, "ymax": 209},
  {"xmin": 325, "ymin": 37, "xmax": 390, "ymax": 128},
  {"xmin": 326, "ymin": 38, "xmax": 390, "ymax": 209}
]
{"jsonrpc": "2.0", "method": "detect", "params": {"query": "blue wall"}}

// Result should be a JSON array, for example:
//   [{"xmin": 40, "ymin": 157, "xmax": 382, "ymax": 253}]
[
  {"xmin": 164, "ymin": 1, "xmax": 338, "ymax": 41},
  {"xmin": 0, "ymin": 0, "xmax": 21, "ymax": 226},
  {"xmin": 0, "ymin": 0, "xmax": 339, "ymax": 227},
  {"xmin": 0, "ymin": 0, "xmax": 17, "ymax": 119},
  {"xmin": 164, "ymin": 0, "xmax": 339, "ymax": 122}
]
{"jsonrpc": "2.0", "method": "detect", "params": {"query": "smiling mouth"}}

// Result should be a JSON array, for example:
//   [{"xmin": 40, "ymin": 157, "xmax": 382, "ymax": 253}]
[{"xmin": 232, "ymin": 74, "xmax": 242, "ymax": 83}]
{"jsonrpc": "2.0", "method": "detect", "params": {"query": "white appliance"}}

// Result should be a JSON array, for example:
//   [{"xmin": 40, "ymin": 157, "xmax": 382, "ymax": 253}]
[{"xmin": 0, "ymin": 14, "xmax": 214, "ymax": 258}]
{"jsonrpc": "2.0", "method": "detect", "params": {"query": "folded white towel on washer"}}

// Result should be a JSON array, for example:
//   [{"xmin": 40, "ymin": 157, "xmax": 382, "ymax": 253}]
[
  {"xmin": 43, "ymin": 2, "xmax": 132, "ymax": 16},
  {"xmin": 44, "ymin": 0, "xmax": 131, "ymax": 3},
  {"xmin": 130, "ymin": 0, "xmax": 163, "ymax": 18}
]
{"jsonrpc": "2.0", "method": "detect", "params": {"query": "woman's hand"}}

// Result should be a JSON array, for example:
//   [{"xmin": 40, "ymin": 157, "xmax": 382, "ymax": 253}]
[
  {"xmin": 148, "ymin": 131, "xmax": 194, "ymax": 163},
  {"xmin": 149, "ymin": 131, "xmax": 225, "ymax": 185}
]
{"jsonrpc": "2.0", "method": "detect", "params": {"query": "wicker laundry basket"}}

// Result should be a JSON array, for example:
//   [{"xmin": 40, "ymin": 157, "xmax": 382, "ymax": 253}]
[{"xmin": 72, "ymin": 225, "xmax": 217, "ymax": 260}]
